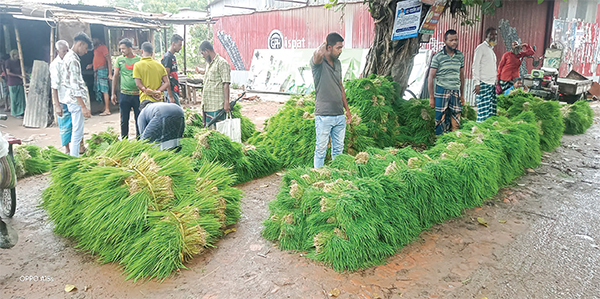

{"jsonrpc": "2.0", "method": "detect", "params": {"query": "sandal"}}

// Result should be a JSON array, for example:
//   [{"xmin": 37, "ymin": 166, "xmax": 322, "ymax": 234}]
[{"xmin": 99, "ymin": 111, "xmax": 111, "ymax": 116}]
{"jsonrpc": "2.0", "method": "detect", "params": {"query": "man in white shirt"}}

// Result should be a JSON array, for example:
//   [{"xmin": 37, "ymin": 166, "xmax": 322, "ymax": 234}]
[
  {"xmin": 472, "ymin": 27, "xmax": 498, "ymax": 122},
  {"xmin": 63, "ymin": 32, "xmax": 92, "ymax": 157},
  {"xmin": 50, "ymin": 40, "xmax": 72, "ymax": 154}
]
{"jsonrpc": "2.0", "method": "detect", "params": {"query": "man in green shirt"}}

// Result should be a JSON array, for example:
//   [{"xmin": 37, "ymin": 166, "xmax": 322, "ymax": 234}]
[
  {"xmin": 428, "ymin": 29, "xmax": 465, "ymax": 135},
  {"xmin": 112, "ymin": 38, "xmax": 142, "ymax": 139}
]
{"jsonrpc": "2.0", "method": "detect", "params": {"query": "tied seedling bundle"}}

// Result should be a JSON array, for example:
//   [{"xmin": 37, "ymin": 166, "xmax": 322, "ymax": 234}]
[
  {"xmin": 12, "ymin": 145, "xmax": 62, "ymax": 178},
  {"xmin": 561, "ymin": 100, "xmax": 594, "ymax": 135},
  {"xmin": 184, "ymin": 105, "xmax": 256, "ymax": 142},
  {"xmin": 263, "ymin": 113, "xmax": 545, "ymax": 272},
  {"xmin": 41, "ymin": 140, "xmax": 243, "ymax": 281},
  {"xmin": 85, "ymin": 127, "xmax": 120, "ymax": 157},
  {"xmin": 497, "ymin": 90, "xmax": 565, "ymax": 152},
  {"xmin": 179, "ymin": 129, "xmax": 281, "ymax": 185},
  {"xmin": 249, "ymin": 95, "xmax": 373, "ymax": 168}
]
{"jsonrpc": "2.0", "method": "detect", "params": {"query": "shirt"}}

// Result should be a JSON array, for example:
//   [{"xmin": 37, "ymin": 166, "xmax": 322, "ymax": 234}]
[
  {"xmin": 115, "ymin": 55, "xmax": 141, "ymax": 95},
  {"xmin": 92, "ymin": 44, "xmax": 109, "ymax": 70},
  {"xmin": 161, "ymin": 51, "xmax": 179, "ymax": 93},
  {"xmin": 202, "ymin": 54, "xmax": 231, "ymax": 112},
  {"xmin": 472, "ymin": 41, "xmax": 497, "ymax": 85},
  {"xmin": 430, "ymin": 47, "xmax": 464, "ymax": 91},
  {"xmin": 310, "ymin": 56, "xmax": 344, "ymax": 116},
  {"xmin": 49, "ymin": 54, "xmax": 67, "ymax": 103},
  {"xmin": 4, "ymin": 59, "xmax": 23, "ymax": 86},
  {"xmin": 132, "ymin": 56, "xmax": 168, "ymax": 103},
  {"xmin": 62, "ymin": 50, "xmax": 87, "ymax": 105},
  {"xmin": 497, "ymin": 44, "xmax": 535, "ymax": 82}
]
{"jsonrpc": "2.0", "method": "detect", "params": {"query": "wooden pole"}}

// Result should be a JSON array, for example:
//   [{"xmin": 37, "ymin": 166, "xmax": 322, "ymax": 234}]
[
  {"xmin": 163, "ymin": 28, "xmax": 167, "ymax": 55},
  {"xmin": 50, "ymin": 27, "xmax": 55, "ymax": 62},
  {"xmin": 183, "ymin": 24, "xmax": 187, "ymax": 74},
  {"xmin": 14, "ymin": 26, "xmax": 27, "ymax": 101}
]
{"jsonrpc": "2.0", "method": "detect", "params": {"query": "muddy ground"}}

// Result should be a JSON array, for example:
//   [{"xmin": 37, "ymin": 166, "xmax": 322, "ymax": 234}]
[{"xmin": 0, "ymin": 99, "xmax": 598, "ymax": 299}]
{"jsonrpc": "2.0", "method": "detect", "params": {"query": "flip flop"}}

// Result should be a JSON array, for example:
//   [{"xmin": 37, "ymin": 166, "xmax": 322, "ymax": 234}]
[{"xmin": 99, "ymin": 111, "xmax": 111, "ymax": 116}]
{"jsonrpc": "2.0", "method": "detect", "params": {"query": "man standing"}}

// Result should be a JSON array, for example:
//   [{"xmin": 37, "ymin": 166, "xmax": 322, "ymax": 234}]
[
  {"xmin": 137, "ymin": 101, "xmax": 185, "ymax": 151},
  {"xmin": 310, "ymin": 32, "xmax": 352, "ymax": 169},
  {"xmin": 4, "ymin": 50, "xmax": 25, "ymax": 118},
  {"xmin": 161, "ymin": 34, "xmax": 182, "ymax": 105},
  {"xmin": 88, "ymin": 37, "xmax": 112, "ymax": 116},
  {"xmin": 472, "ymin": 27, "xmax": 498, "ymax": 122},
  {"xmin": 112, "ymin": 38, "xmax": 141, "ymax": 139},
  {"xmin": 133, "ymin": 42, "xmax": 171, "ymax": 105},
  {"xmin": 63, "ymin": 32, "xmax": 93, "ymax": 157},
  {"xmin": 199, "ymin": 41, "xmax": 231, "ymax": 126},
  {"xmin": 497, "ymin": 40, "xmax": 535, "ymax": 93},
  {"xmin": 50, "ymin": 40, "xmax": 72, "ymax": 154},
  {"xmin": 428, "ymin": 29, "xmax": 465, "ymax": 135}
]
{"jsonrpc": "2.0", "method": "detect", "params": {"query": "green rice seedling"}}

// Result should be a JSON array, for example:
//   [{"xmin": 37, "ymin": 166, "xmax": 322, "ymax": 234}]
[
  {"xmin": 232, "ymin": 104, "xmax": 257, "ymax": 142},
  {"xmin": 395, "ymin": 99, "xmax": 436, "ymax": 146},
  {"xmin": 85, "ymin": 127, "xmax": 119, "ymax": 156},
  {"xmin": 562, "ymin": 100, "xmax": 594, "ymax": 135}
]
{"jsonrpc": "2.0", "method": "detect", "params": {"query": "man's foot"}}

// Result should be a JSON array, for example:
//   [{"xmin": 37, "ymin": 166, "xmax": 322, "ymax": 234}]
[
  {"xmin": 79, "ymin": 144, "xmax": 86, "ymax": 155},
  {"xmin": 99, "ymin": 111, "xmax": 111, "ymax": 116},
  {"xmin": 15, "ymin": 115, "xmax": 23, "ymax": 119}
]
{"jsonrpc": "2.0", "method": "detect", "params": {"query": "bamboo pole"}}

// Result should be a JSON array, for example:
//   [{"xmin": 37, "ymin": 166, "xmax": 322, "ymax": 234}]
[
  {"xmin": 50, "ymin": 27, "xmax": 55, "ymax": 61},
  {"xmin": 183, "ymin": 24, "xmax": 186, "ymax": 74},
  {"xmin": 14, "ymin": 26, "xmax": 27, "ymax": 102}
]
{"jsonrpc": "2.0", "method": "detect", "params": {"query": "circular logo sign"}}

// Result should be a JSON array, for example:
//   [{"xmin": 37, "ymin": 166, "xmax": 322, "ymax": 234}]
[{"xmin": 268, "ymin": 29, "xmax": 283, "ymax": 49}]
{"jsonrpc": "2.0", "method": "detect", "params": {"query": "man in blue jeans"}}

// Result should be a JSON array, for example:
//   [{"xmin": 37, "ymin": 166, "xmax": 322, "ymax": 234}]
[
  {"xmin": 112, "ymin": 38, "xmax": 141, "ymax": 139},
  {"xmin": 310, "ymin": 32, "xmax": 352, "ymax": 168}
]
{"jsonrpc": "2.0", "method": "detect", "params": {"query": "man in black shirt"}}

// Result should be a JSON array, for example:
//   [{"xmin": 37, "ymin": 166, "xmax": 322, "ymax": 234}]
[{"xmin": 161, "ymin": 34, "xmax": 183, "ymax": 105}]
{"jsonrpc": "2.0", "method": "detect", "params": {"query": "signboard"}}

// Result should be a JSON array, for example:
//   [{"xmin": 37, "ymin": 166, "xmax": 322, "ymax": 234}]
[
  {"xmin": 419, "ymin": 1, "xmax": 445, "ymax": 35},
  {"xmin": 391, "ymin": 0, "xmax": 422, "ymax": 41}
]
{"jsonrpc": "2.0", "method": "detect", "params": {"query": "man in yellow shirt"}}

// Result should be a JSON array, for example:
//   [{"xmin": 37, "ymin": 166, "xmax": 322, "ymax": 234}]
[{"xmin": 133, "ymin": 42, "xmax": 170, "ymax": 105}]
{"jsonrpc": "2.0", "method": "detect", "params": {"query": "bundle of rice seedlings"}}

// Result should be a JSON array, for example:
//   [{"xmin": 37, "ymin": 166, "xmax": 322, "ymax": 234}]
[
  {"xmin": 13, "ymin": 145, "xmax": 52, "ymax": 178},
  {"xmin": 41, "ymin": 140, "xmax": 242, "ymax": 281},
  {"xmin": 85, "ymin": 127, "xmax": 120, "ymax": 157},
  {"xmin": 395, "ymin": 98, "xmax": 435, "ymax": 146},
  {"xmin": 562, "ymin": 100, "xmax": 594, "ymax": 135},
  {"xmin": 184, "ymin": 129, "xmax": 280, "ymax": 185},
  {"xmin": 231, "ymin": 104, "xmax": 257, "ymax": 142}
]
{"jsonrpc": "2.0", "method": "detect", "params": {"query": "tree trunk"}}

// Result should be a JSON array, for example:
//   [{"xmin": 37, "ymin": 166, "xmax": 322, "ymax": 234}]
[{"xmin": 363, "ymin": 0, "xmax": 430, "ymax": 96}]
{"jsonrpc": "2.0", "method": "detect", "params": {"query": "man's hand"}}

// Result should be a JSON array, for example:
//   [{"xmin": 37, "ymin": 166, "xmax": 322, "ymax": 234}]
[
  {"xmin": 168, "ymin": 96, "xmax": 175, "ymax": 103},
  {"xmin": 429, "ymin": 97, "xmax": 435, "ymax": 109},
  {"xmin": 473, "ymin": 84, "xmax": 481, "ymax": 95},
  {"xmin": 195, "ymin": 66, "xmax": 205, "ymax": 75},
  {"xmin": 111, "ymin": 93, "xmax": 118, "ymax": 105},
  {"xmin": 86, "ymin": 64, "xmax": 92, "ymax": 70},
  {"xmin": 54, "ymin": 104, "xmax": 63, "ymax": 117},
  {"xmin": 82, "ymin": 107, "xmax": 91, "ymax": 118},
  {"xmin": 345, "ymin": 110, "xmax": 352, "ymax": 124},
  {"xmin": 108, "ymin": 74, "xmax": 113, "ymax": 81},
  {"xmin": 149, "ymin": 90, "xmax": 162, "ymax": 101},
  {"xmin": 460, "ymin": 96, "xmax": 465, "ymax": 106}
]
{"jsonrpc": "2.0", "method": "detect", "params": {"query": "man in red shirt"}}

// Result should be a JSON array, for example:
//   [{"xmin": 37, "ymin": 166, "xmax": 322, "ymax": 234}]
[
  {"xmin": 497, "ymin": 41, "xmax": 535, "ymax": 93},
  {"xmin": 87, "ymin": 37, "xmax": 112, "ymax": 116}
]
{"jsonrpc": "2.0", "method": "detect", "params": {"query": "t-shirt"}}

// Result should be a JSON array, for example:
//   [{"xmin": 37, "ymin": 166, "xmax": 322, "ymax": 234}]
[
  {"xmin": 161, "ymin": 51, "xmax": 179, "ymax": 93},
  {"xmin": 132, "ymin": 56, "xmax": 168, "ymax": 103},
  {"xmin": 115, "ymin": 55, "xmax": 141, "ymax": 95},
  {"xmin": 92, "ymin": 44, "xmax": 109, "ymax": 70},
  {"xmin": 4, "ymin": 59, "xmax": 22, "ymax": 86},
  {"xmin": 310, "ymin": 56, "xmax": 343, "ymax": 116},
  {"xmin": 430, "ymin": 47, "xmax": 464, "ymax": 91}
]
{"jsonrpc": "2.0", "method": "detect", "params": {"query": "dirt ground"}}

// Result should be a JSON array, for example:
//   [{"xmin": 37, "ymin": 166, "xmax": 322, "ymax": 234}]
[{"xmin": 0, "ymin": 99, "xmax": 598, "ymax": 299}]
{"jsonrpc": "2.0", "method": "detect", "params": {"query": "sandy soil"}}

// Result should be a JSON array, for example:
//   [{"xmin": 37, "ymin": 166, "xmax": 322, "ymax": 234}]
[{"xmin": 0, "ymin": 100, "xmax": 598, "ymax": 299}]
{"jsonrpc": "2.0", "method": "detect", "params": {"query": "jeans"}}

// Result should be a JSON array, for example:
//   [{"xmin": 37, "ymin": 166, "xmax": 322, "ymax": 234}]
[
  {"xmin": 119, "ymin": 93, "xmax": 140, "ymax": 139},
  {"xmin": 314, "ymin": 115, "xmax": 346, "ymax": 168},
  {"xmin": 67, "ymin": 103, "xmax": 84, "ymax": 157},
  {"xmin": 164, "ymin": 91, "xmax": 180, "ymax": 106}
]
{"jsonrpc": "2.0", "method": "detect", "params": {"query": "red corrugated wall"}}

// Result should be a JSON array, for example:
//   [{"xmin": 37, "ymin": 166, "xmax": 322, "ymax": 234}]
[
  {"xmin": 211, "ymin": 3, "xmax": 375, "ymax": 71},
  {"xmin": 482, "ymin": 0, "xmax": 552, "ymax": 75}
]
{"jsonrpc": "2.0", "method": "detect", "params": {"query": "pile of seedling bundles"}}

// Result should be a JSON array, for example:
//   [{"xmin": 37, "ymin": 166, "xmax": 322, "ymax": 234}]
[
  {"xmin": 184, "ymin": 104, "xmax": 256, "ymax": 142},
  {"xmin": 262, "ymin": 90, "xmax": 594, "ymax": 272},
  {"xmin": 41, "ymin": 141, "xmax": 242, "ymax": 281},
  {"xmin": 249, "ymin": 75, "xmax": 472, "ymax": 168}
]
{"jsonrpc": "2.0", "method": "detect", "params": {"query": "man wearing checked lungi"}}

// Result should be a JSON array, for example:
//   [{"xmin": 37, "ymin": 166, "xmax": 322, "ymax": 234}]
[
  {"xmin": 87, "ymin": 37, "xmax": 112, "ymax": 116},
  {"xmin": 472, "ymin": 27, "xmax": 498, "ymax": 122},
  {"xmin": 428, "ymin": 29, "xmax": 465, "ymax": 135}
]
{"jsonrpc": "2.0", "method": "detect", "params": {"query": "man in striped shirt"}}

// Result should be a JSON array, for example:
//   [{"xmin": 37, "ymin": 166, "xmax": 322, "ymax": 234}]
[{"xmin": 428, "ymin": 29, "xmax": 465, "ymax": 135}]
